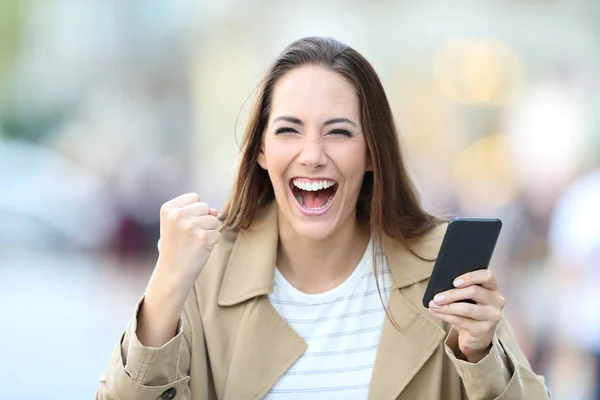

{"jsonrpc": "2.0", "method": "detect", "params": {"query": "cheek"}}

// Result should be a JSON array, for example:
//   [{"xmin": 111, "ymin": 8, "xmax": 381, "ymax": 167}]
[
  {"xmin": 264, "ymin": 140, "xmax": 297, "ymax": 176},
  {"xmin": 327, "ymin": 143, "xmax": 368, "ymax": 182}
]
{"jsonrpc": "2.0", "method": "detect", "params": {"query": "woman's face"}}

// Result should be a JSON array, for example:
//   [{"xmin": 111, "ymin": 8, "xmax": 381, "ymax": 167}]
[{"xmin": 258, "ymin": 65, "xmax": 370, "ymax": 241}]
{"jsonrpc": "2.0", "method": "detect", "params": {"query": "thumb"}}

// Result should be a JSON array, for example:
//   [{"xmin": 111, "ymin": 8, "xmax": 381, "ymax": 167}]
[{"xmin": 209, "ymin": 208, "xmax": 219, "ymax": 217}]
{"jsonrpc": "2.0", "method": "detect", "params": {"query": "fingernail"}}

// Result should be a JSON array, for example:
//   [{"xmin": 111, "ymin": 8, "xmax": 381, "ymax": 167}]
[
  {"xmin": 453, "ymin": 279, "xmax": 464, "ymax": 287},
  {"xmin": 434, "ymin": 294, "xmax": 445, "ymax": 303},
  {"xmin": 429, "ymin": 301, "xmax": 441, "ymax": 309}
]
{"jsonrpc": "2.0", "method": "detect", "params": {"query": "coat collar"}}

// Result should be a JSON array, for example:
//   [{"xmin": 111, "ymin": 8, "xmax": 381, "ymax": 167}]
[
  {"xmin": 217, "ymin": 201, "xmax": 447, "ymax": 306},
  {"xmin": 217, "ymin": 201, "xmax": 448, "ymax": 399}
]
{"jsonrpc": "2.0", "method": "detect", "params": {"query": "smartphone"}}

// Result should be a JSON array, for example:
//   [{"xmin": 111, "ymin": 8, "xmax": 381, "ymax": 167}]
[{"xmin": 422, "ymin": 217, "xmax": 503, "ymax": 308}]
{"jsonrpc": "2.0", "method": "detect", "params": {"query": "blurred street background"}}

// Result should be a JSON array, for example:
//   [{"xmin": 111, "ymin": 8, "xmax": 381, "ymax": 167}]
[{"xmin": 1, "ymin": 1, "xmax": 599, "ymax": 398}]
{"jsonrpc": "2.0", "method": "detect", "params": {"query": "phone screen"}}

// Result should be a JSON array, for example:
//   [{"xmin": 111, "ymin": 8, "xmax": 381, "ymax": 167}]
[{"xmin": 422, "ymin": 218, "xmax": 502, "ymax": 308}]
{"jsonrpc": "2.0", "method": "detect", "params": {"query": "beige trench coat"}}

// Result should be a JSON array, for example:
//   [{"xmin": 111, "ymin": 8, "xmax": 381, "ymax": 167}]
[{"xmin": 97, "ymin": 202, "xmax": 551, "ymax": 399}]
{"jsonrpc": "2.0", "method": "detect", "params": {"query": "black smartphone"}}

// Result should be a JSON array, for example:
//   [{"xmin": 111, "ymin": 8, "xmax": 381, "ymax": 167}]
[{"xmin": 422, "ymin": 217, "xmax": 503, "ymax": 308}]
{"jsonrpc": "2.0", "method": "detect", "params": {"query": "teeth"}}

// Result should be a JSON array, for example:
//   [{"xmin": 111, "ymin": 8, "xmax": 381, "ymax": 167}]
[{"xmin": 292, "ymin": 179, "xmax": 336, "ymax": 191}]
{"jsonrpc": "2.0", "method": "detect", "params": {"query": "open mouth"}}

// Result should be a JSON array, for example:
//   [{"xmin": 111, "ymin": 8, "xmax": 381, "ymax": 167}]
[{"xmin": 289, "ymin": 178, "xmax": 339, "ymax": 212}]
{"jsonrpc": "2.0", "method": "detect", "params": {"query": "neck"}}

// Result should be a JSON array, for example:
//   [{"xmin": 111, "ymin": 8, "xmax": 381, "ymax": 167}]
[{"xmin": 276, "ymin": 211, "xmax": 370, "ymax": 294}]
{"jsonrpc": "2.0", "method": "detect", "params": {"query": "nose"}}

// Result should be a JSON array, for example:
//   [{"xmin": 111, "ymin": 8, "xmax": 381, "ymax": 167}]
[{"xmin": 298, "ymin": 137, "xmax": 327, "ymax": 170}]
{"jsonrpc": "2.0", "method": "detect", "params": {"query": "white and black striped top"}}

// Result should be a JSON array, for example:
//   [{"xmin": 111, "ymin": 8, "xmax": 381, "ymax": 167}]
[{"xmin": 266, "ymin": 240, "xmax": 392, "ymax": 399}]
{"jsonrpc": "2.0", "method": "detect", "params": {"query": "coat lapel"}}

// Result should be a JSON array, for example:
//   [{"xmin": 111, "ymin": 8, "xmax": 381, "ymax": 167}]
[
  {"xmin": 217, "ymin": 203, "xmax": 307, "ymax": 399},
  {"xmin": 222, "ymin": 296, "xmax": 307, "ymax": 399},
  {"xmin": 368, "ymin": 289, "xmax": 445, "ymax": 399},
  {"xmin": 368, "ymin": 229, "xmax": 447, "ymax": 400}
]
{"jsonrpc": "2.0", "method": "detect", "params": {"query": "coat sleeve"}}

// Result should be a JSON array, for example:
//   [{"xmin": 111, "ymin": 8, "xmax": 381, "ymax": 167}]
[
  {"xmin": 444, "ymin": 316, "xmax": 551, "ymax": 400},
  {"xmin": 95, "ymin": 288, "xmax": 210, "ymax": 400}
]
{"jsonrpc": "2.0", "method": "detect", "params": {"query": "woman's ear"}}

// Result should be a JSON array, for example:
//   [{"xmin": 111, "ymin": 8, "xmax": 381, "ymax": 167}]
[{"xmin": 257, "ymin": 142, "xmax": 267, "ymax": 170}]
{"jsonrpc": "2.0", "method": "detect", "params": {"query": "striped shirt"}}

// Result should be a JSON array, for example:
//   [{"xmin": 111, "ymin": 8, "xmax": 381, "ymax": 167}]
[{"xmin": 266, "ymin": 240, "xmax": 392, "ymax": 399}]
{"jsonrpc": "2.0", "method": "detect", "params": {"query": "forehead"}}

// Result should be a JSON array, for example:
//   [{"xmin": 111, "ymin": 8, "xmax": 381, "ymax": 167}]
[{"xmin": 270, "ymin": 66, "xmax": 359, "ymax": 120}]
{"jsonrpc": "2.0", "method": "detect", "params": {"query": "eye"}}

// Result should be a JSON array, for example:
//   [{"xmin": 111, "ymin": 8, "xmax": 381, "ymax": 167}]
[
  {"xmin": 274, "ymin": 127, "xmax": 299, "ymax": 135},
  {"xmin": 328, "ymin": 129, "xmax": 353, "ymax": 137}
]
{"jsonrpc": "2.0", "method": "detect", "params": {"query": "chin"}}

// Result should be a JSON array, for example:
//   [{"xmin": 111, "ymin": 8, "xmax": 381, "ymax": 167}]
[{"xmin": 288, "ymin": 219, "xmax": 339, "ymax": 242}]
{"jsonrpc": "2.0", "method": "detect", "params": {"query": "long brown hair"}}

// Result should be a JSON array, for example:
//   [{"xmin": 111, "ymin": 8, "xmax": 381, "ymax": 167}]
[{"xmin": 220, "ymin": 37, "xmax": 443, "ymax": 323}]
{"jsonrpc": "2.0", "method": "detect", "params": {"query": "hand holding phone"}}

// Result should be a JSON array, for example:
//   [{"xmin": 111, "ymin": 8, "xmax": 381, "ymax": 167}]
[{"xmin": 423, "ymin": 217, "xmax": 505, "ymax": 363}]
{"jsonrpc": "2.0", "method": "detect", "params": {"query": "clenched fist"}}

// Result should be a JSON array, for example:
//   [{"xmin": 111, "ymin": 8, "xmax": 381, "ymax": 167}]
[
  {"xmin": 137, "ymin": 193, "xmax": 221, "ymax": 347},
  {"xmin": 155, "ymin": 193, "xmax": 221, "ymax": 287}
]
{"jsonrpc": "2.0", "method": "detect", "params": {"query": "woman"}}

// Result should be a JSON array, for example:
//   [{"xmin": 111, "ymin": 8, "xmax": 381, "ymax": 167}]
[{"xmin": 97, "ymin": 37, "xmax": 550, "ymax": 399}]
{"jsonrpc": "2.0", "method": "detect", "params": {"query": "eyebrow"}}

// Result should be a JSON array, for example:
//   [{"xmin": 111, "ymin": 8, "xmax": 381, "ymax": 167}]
[{"xmin": 272, "ymin": 116, "xmax": 358, "ymax": 127}]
